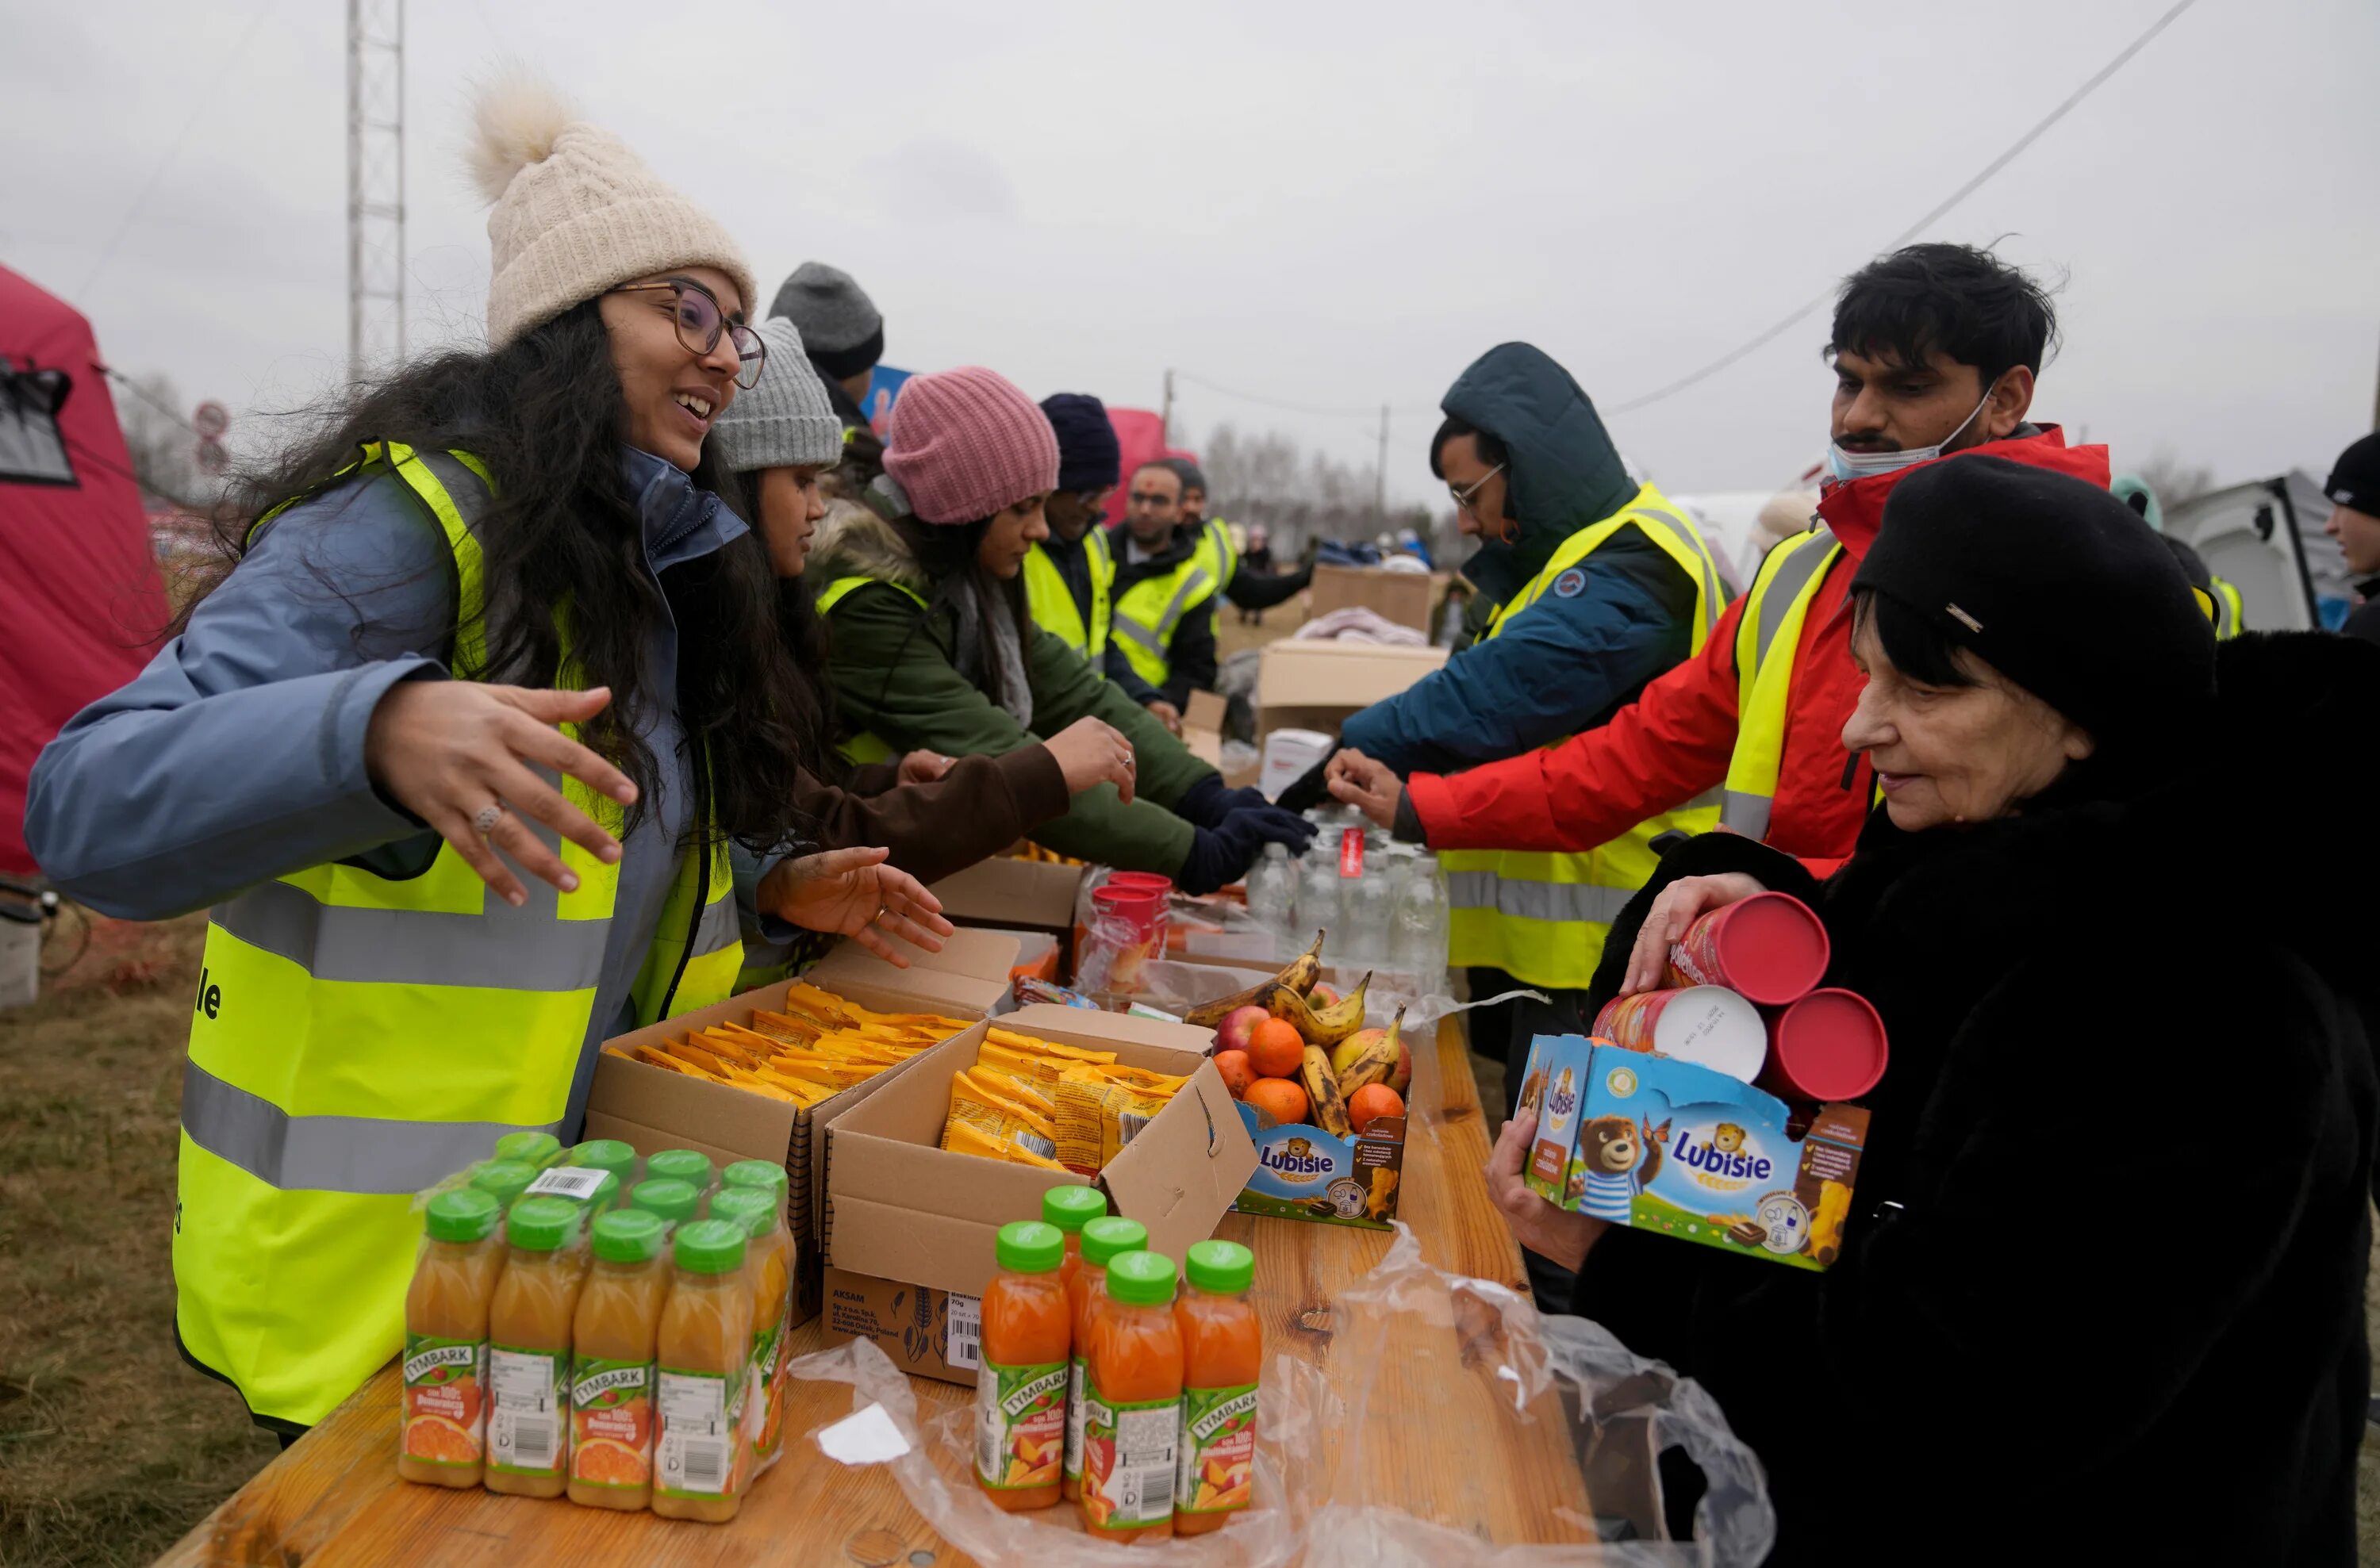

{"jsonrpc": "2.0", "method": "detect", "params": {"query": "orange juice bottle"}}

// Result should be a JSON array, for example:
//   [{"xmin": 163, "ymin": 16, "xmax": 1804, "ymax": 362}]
[
  {"xmin": 1042, "ymin": 1184, "xmax": 1107, "ymax": 1294},
  {"xmin": 644, "ymin": 1148, "xmax": 713, "ymax": 1194},
  {"xmin": 707, "ymin": 1187, "xmax": 793, "ymax": 1474},
  {"xmin": 973, "ymin": 1221, "xmax": 1070, "ymax": 1511},
  {"xmin": 493, "ymin": 1130, "xmax": 563, "ymax": 1169},
  {"xmin": 1064, "ymin": 1216, "xmax": 1146, "ymax": 1502},
  {"xmin": 570, "ymin": 1137, "xmax": 640, "ymax": 1197},
  {"xmin": 566, "ymin": 1209, "xmax": 669, "ymax": 1511},
  {"xmin": 484, "ymin": 1196, "xmax": 585, "ymax": 1497},
  {"xmin": 471, "ymin": 1159, "xmax": 538, "ymax": 1213},
  {"xmin": 398, "ymin": 1188, "xmax": 504, "ymax": 1487},
  {"xmin": 652, "ymin": 1218, "xmax": 752, "ymax": 1522},
  {"xmin": 720, "ymin": 1161, "xmax": 797, "ymax": 1451},
  {"xmin": 627, "ymin": 1178, "xmax": 699, "ymax": 1239},
  {"xmin": 1080, "ymin": 1250, "xmax": 1183, "ymax": 1542},
  {"xmin": 1173, "ymin": 1240, "xmax": 1260, "ymax": 1534}
]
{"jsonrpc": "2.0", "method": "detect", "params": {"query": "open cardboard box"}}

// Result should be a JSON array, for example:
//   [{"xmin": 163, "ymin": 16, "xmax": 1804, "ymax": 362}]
[
  {"xmin": 1304, "ymin": 562, "xmax": 1448, "ymax": 634},
  {"xmin": 1181, "ymin": 689, "xmax": 1257, "ymax": 789},
  {"xmin": 929, "ymin": 857, "xmax": 1087, "ymax": 975},
  {"xmin": 820, "ymin": 1003, "xmax": 1257, "ymax": 1384},
  {"xmin": 584, "ymin": 927, "xmax": 1015, "ymax": 1325},
  {"xmin": 1257, "ymin": 638, "xmax": 1447, "ymax": 742}
]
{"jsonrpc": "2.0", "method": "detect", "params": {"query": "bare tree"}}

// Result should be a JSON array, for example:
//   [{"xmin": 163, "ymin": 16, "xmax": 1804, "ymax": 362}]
[
  {"xmin": 115, "ymin": 371, "xmax": 205, "ymax": 507},
  {"xmin": 1201, "ymin": 423, "xmax": 1453, "ymax": 558},
  {"xmin": 2132, "ymin": 446, "xmax": 2218, "ymax": 510}
]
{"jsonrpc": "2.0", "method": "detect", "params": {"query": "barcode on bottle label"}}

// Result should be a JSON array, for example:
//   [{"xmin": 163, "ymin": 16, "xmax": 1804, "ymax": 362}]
[
  {"xmin": 680, "ymin": 1439, "xmax": 725, "ymax": 1490},
  {"xmin": 944, "ymin": 1294, "xmax": 981, "ymax": 1371},
  {"xmin": 524, "ymin": 1166, "xmax": 605, "ymax": 1200},
  {"xmin": 507, "ymin": 1415, "xmax": 554, "ymax": 1466},
  {"xmin": 657, "ymin": 1370, "xmax": 731, "ymax": 1495}
]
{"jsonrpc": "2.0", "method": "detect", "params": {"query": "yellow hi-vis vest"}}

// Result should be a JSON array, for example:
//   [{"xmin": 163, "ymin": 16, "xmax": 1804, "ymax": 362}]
[
  {"xmin": 176, "ymin": 442, "xmax": 743, "ymax": 1428},
  {"xmin": 1022, "ymin": 527, "xmax": 1115, "ymax": 668},
  {"xmin": 2211, "ymin": 577, "xmax": 2245, "ymax": 639},
  {"xmin": 1441, "ymin": 484, "xmax": 1726, "ymax": 989},
  {"xmin": 1191, "ymin": 517, "xmax": 1239, "ymax": 606},
  {"xmin": 1718, "ymin": 527, "xmax": 1845, "ymax": 841},
  {"xmin": 814, "ymin": 573, "xmax": 932, "ymax": 767},
  {"xmin": 1111, "ymin": 539, "xmax": 1217, "ymax": 690}
]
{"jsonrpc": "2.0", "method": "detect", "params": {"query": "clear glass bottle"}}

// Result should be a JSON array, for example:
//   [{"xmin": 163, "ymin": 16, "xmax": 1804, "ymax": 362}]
[{"xmin": 1244, "ymin": 843, "xmax": 1296, "ymax": 960}]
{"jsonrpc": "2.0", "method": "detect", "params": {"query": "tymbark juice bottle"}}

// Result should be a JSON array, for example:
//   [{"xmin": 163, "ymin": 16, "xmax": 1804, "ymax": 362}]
[
  {"xmin": 1042, "ymin": 1184, "xmax": 1107, "ymax": 1295},
  {"xmin": 708, "ymin": 1187, "xmax": 793, "ymax": 1474},
  {"xmin": 492, "ymin": 1130, "xmax": 563, "ymax": 1170},
  {"xmin": 652, "ymin": 1219, "xmax": 752, "ymax": 1521},
  {"xmin": 1173, "ymin": 1240, "xmax": 1261, "ymax": 1533},
  {"xmin": 1064, "ymin": 1216, "xmax": 1146, "ymax": 1502},
  {"xmin": 398, "ymin": 1188, "xmax": 504, "ymax": 1488},
  {"xmin": 627, "ymin": 1178, "xmax": 699, "ymax": 1240},
  {"xmin": 644, "ymin": 1148, "xmax": 713, "ymax": 1194},
  {"xmin": 470, "ymin": 1159, "xmax": 538, "ymax": 1213},
  {"xmin": 484, "ymin": 1197, "xmax": 585, "ymax": 1497},
  {"xmin": 1080, "ymin": 1250, "xmax": 1183, "ymax": 1542},
  {"xmin": 973, "ymin": 1221, "xmax": 1070, "ymax": 1511},
  {"xmin": 567, "ymin": 1209, "xmax": 669, "ymax": 1511},
  {"xmin": 570, "ymin": 1137, "xmax": 640, "ymax": 1198}
]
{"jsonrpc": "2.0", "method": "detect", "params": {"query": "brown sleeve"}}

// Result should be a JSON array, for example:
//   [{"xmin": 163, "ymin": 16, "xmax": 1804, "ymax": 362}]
[
  {"xmin": 788, "ymin": 745, "xmax": 1071, "ymax": 886},
  {"xmin": 843, "ymin": 759, "xmax": 901, "ymax": 794}
]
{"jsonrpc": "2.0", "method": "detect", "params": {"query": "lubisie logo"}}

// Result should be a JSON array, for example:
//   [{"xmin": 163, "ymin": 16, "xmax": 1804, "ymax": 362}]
[
  {"xmin": 1258, "ymin": 1135, "xmax": 1338, "ymax": 1184},
  {"xmin": 1675, "ymin": 1122, "xmax": 1772, "ymax": 1190}
]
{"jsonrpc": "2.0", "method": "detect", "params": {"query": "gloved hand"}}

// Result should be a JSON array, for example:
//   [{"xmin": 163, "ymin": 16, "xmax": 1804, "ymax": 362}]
[
  {"xmin": 1177, "ymin": 806, "xmax": 1319, "ymax": 895},
  {"xmin": 1175, "ymin": 773, "xmax": 1271, "ymax": 829},
  {"xmin": 1273, "ymin": 753, "xmax": 1337, "ymax": 815}
]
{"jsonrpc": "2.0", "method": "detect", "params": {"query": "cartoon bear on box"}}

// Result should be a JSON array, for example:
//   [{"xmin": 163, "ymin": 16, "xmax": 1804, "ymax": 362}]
[{"xmin": 1570, "ymin": 1114, "xmax": 1671, "ymax": 1222}]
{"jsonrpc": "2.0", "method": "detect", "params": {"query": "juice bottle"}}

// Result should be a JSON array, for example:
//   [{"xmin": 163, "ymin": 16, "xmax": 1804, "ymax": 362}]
[
  {"xmin": 567, "ymin": 1209, "xmax": 669, "ymax": 1511},
  {"xmin": 1173, "ymin": 1240, "xmax": 1261, "ymax": 1534},
  {"xmin": 973, "ymin": 1221, "xmax": 1069, "ymax": 1511},
  {"xmin": 484, "ymin": 1195, "xmax": 585, "ymax": 1497},
  {"xmin": 653, "ymin": 1219, "xmax": 753, "ymax": 1521},
  {"xmin": 720, "ymin": 1158, "xmax": 789, "ymax": 1207},
  {"xmin": 1064, "ymin": 1216, "xmax": 1147, "ymax": 1502},
  {"xmin": 707, "ymin": 1187, "xmax": 793, "ymax": 1474},
  {"xmin": 571, "ymin": 1137, "xmax": 640, "ymax": 1194},
  {"xmin": 493, "ymin": 1130, "xmax": 563, "ymax": 1169},
  {"xmin": 1042, "ymin": 1184, "xmax": 1108, "ymax": 1294},
  {"xmin": 471, "ymin": 1159, "xmax": 538, "ymax": 1213},
  {"xmin": 398, "ymin": 1188, "xmax": 504, "ymax": 1488},
  {"xmin": 645, "ymin": 1148, "xmax": 713, "ymax": 1194},
  {"xmin": 1081, "ymin": 1250, "xmax": 1184, "ymax": 1542},
  {"xmin": 627, "ymin": 1178, "xmax": 700, "ymax": 1239}
]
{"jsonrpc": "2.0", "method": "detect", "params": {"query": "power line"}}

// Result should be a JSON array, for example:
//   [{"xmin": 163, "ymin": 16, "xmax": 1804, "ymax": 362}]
[
  {"xmin": 1172, "ymin": 370, "xmax": 1434, "ymax": 422},
  {"xmin": 1606, "ymin": 0, "xmax": 2199, "ymax": 417}
]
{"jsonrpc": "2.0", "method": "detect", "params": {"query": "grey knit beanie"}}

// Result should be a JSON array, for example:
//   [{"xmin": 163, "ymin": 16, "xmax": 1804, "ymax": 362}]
[
  {"xmin": 708, "ymin": 317, "xmax": 843, "ymax": 471},
  {"xmin": 769, "ymin": 262, "xmax": 883, "ymax": 379}
]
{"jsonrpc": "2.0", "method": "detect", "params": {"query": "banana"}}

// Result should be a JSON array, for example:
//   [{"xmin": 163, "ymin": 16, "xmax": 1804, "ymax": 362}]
[
  {"xmin": 1334, "ymin": 1006, "xmax": 1405, "ymax": 1094},
  {"xmin": 1271, "ymin": 970, "xmax": 1369, "ymax": 1047},
  {"xmin": 1299, "ymin": 1044, "xmax": 1354, "ymax": 1137},
  {"xmin": 1184, "ymin": 931, "xmax": 1332, "ymax": 1028},
  {"xmin": 1276, "ymin": 930, "xmax": 1326, "ymax": 998}
]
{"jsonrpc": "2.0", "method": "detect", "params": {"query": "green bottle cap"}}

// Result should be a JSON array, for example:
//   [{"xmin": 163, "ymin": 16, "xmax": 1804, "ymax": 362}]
[
  {"xmin": 589, "ymin": 1208, "xmax": 666, "ymax": 1264},
  {"xmin": 506, "ymin": 1195, "xmax": 581, "ymax": 1252},
  {"xmin": 674, "ymin": 1217, "xmax": 747, "ymax": 1275},
  {"xmin": 1184, "ymin": 1239, "xmax": 1254, "ymax": 1295},
  {"xmin": 569, "ymin": 1139, "xmax": 639, "ymax": 1182},
  {"xmin": 424, "ymin": 1188, "xmax": 501, "ymax": 1244},
  {"xmin": 627, "ymin": 1178, "xmax": 700, "ymax": 1224},
  {"xmin": 580, "ymin": 1171, "xmax": 621, "ymax": 1210},
  {"xmin": 708, "ymin": 1187, "xmax": 780, "ymax": 1239},
  {"xmin": 644, "ymin": 1148, "xmax": 713, "ymax": 1190},
  {"xmin": 1041, "ymin": 1186, "xmax": 1108, "ymax": 1234},
  {"xmin": 721, "ymin": 1160, "xmax": 789, "ymax": 1198},
  {"xmin": 996, "ymin": 1221, "xmax": 1065, "ymax": 1274},
  {"xmin": 492, "ymin": 1131, "xmax": 562, "ymax": 1168},
  {"xmin": 470, "ymin": 1160, "xmax": 538, "ymax": 1208},
  {"xmin": 1080, "ymin": 1216, "xmax": 1150, "ymax": 1268},
  {"xmin": 1105, "ymin": 1250, "xmax": 1177, "ymax": 1306}
]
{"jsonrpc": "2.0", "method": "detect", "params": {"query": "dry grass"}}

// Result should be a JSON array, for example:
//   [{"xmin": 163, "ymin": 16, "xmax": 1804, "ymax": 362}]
[{"xmin": 0, "ymin": 912, "xmax": 279, "ymax": 1568}]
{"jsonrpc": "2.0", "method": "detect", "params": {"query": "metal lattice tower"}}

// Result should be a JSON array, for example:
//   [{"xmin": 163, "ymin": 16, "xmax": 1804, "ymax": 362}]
[{"xmin": 346, "ymin": 0, "xmax": 405, "ymax": 378}]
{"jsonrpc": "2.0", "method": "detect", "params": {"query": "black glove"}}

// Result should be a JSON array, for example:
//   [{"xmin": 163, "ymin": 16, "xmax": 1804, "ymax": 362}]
[
  {"xmin": 1274, "ymin": 753, "xmax": 1337, "ymax": 815},
  {"xmin": 1176, "ymin": 773, "xmax": 1270, "ymax": 829},
  {"xmin": 1177, "ymin": 807, "xmax": 1318, "ymax": 895}
]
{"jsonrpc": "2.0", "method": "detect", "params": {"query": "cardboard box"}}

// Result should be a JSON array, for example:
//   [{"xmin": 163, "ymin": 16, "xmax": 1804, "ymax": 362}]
[
  {"xmin": 585, "ymin": 930, "xmax": 1015, "ymax": 1323},
  {"xmin": 818, "ymin": 1266, "xmax": 980, "ymax": 1385},
  {"xmin": 1305, "ymin": 563, "xmax": 1441, "ymax": 633},
  {"xmin": 1256, "ymin": 639, "xmax": 1447, "ymax": 742},
  {"xmin": 1541, "ymin": 1036, "xmax": 1870, "ymax": 1272},
  {"xmin": 823, "ymin": 1003, "xmax": 1256, "ymax": 1309},
  {"xmin": 930, "ymin": 857, "xmax": 1087, "ymax": 972},
  {"xmin": 1234, "ymin": 1103, "xmax": 1407, "ymax": 1231}
]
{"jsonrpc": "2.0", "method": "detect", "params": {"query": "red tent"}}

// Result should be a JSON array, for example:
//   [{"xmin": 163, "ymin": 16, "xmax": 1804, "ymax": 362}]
[
  {"xmin": 1098, "ymin": 408, "xmax": 1198, "ymax": 528},
  {"xmin": 1, "ymin": 265, "xmax": 167, "ymax": 877}
]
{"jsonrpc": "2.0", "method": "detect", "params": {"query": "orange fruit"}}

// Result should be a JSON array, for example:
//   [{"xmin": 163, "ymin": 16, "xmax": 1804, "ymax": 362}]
[
  {"xmin": 1246, "ymin": 1018, "xmax": 1306, "ymax": 1079},
  {"xmin": 1347, "ymin": 1083, "xmax": 1404, "ymax": 1133},
  {"xmin": 404, "ymin": 1413, "xmax": 478, "ymax": 1465},
  {"xmin": 572, "ymin": 1435, "xmax": 649, "ymax": 1486},
  {"xmin": 1211, "ymin": 1049, "xmax": 1255, "ymax": 1098},
  {"xmin": 1243, "ymin": 1076, "xmax": 1310, "ymax": 1126}
]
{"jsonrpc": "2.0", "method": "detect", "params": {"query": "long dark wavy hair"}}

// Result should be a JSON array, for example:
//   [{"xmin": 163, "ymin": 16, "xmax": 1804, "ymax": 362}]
[
  {"xmin": 893, "ymin": 513, "xmax": 1032, "ymax": 713},
  {"xmin": 719, "ymin": 467, "xmax": 843, "ymax": 784},
  {"xmin": 193, "ymin": 301, "xmax": 812, "ymax": 848}
]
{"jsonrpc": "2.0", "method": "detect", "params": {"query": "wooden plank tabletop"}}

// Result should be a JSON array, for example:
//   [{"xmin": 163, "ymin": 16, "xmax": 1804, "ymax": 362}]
[{"xmin": 158, "ymin": 1016, "xmax": 1593, "ymax": 1566}]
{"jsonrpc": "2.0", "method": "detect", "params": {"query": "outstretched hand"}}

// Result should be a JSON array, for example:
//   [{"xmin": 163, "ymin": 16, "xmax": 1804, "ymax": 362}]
[
  {"xmin": 759, "ymin": 845, "xmax": 955, "ymax": 966},
  {"xmin": 1487, "ymin": 1111, "xmax": 1607, "ymax": 1273}
]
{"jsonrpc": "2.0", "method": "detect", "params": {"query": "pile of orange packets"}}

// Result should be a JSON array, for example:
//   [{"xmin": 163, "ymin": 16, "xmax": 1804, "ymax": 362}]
[
  {"xmin": 941, "ymin": 1027, "xmax": 1188, "ymax": 1174},
  {"xmin": 603, "ymin": 980, "xmax": 973, "ymax": 1107}
]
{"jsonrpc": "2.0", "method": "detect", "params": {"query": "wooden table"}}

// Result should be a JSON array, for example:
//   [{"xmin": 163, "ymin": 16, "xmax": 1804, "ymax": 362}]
[{"xmin": 159, "ymin": 1018, "xmax": 1593, "ymax": 1566}]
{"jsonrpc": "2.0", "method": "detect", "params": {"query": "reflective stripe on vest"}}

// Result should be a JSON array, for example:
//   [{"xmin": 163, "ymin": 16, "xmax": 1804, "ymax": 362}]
[
  {"xmin": 1023, "ymin": 528, "xmax": 1114, "ymax": 667},
  {"xmin": 1192, "ymin": 518, "xmax": 1239, "ymax": 603},
  {"xmin": 1111, "ymin": 559, "xmax": 1216, "ymax": 688},
  {"xmin": 2212, "ymin": 577, "xmax": 2244, "ymax": 640},
  {"xmin": 816, "ymin": 573, "xmax": 931, "ymax": 764},
  {"xmin": 1441, "ymin": 482, "xmax": 1726, "ymax": 989},
  {"xmin": 1718, "ymin": 527, "xmax": 1843, "ymax": 842},
  {"xmin": 178, "ymin": 441, "xmax": 739, "ymax": 1428}
]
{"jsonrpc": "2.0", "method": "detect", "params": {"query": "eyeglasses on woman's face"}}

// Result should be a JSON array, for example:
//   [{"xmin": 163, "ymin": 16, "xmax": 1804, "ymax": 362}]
[{"xmin": 610, "ymin": 278, "xmax": 766, "ymax": 389}]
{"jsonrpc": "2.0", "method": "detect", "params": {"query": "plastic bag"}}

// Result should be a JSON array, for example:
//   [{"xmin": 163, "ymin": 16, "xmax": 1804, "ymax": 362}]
[
  {"xmin": 1299, "ymin": 1222, "xmax": 1774, "ymax": 1567},
  {"xmin": 787, "ymin": 1334, "xmax": 1333, "ymax": 1566}
]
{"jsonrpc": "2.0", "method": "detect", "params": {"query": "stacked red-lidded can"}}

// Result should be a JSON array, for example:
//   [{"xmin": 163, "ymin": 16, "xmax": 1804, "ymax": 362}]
[{"xmin": 1664, "ymin": 891, "xmax": 1830, "ymax": 1003}]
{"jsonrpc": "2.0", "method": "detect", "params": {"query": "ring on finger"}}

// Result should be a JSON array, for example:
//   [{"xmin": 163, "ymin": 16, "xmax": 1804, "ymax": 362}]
[
  {"xmin": 872, "ymin": 902, "xmax": 892, "ymax": 926},
  {"xmin": 473, "ymin": 803, "xmax": 505, "ymax": 836}
]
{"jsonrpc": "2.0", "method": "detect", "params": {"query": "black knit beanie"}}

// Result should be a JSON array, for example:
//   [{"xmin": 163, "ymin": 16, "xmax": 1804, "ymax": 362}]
[
  {"xmin": 2325, "ymin": 431, "xmax": 2380, "ymax": 512},
  {"xmin": 1852, "ymin": 455, "xmax": 2215, "ymax": 752},
  {"xmin": 1039, "ymin": 393, "xmax": 1121, "ymax": 493}
]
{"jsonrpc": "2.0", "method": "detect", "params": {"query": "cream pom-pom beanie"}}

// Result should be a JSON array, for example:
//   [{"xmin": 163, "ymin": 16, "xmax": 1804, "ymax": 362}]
[{"xmin": 468, "ymin": 74, "xmax": 758, "ymax": 347}]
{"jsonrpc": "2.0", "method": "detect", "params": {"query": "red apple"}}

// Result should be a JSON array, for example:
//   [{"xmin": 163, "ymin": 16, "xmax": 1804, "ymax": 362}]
[
  {"xmin": 1307, "ymin": 983, "xmax": 1342, "ymax": 1010},
  {"xmin": 1387, "ymin": 1037, "xmax": 1413, "ymax": 1097},
  {"xmin": 1215, "ymin": 1004, "xmax": 1270, "ymax": 1056}
]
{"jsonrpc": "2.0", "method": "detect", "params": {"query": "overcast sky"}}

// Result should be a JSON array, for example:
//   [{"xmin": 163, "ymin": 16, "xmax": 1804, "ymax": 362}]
[{"xmin": 6, "ymin": 0, "xmax": 2374, "ymax": 506}]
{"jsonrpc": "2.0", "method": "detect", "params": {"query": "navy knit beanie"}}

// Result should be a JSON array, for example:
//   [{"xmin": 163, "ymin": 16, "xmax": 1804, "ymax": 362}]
[{"xmin": 1039, "ymin": 393, "xmax": 1121, "ymax": 493}]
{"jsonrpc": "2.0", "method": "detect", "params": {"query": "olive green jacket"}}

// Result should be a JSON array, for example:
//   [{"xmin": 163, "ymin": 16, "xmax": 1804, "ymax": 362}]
[{"xmin": 810, "ymin": 508, "xmax": 1213, "ymax": 874}]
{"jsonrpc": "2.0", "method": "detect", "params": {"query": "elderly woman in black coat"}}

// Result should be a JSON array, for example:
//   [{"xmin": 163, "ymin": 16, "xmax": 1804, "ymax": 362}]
[{"xmin": 1488, "ymin": 456, "xmax": 2380, "ymax": 1566}]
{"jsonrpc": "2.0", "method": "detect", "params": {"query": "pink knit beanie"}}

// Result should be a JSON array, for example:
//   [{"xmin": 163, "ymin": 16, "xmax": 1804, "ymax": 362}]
[{"xmin": 881, "ymin": 367, "xmax": 1060, "ymax": 525}]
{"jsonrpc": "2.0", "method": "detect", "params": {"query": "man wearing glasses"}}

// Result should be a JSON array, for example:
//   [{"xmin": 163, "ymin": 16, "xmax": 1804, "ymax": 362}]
[{"xmin": 1022, "ymin": 393, "xmax": 1177, "ymax": 719}]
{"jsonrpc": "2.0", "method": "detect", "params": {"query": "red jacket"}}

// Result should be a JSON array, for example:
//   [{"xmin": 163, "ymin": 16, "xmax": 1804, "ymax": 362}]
[{"xmin": 1407, "ymin": 427, "xmax": 2110, "ymax": 872}]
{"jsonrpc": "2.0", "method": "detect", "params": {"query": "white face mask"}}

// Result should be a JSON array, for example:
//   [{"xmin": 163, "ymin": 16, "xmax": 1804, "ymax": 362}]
[{"xmin": 1825, "ymin": 381, "xmax": 1999, "ymax": 484}]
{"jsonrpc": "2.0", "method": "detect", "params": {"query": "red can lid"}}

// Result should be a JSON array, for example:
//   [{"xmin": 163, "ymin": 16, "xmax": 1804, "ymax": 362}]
[
  {"xmin": 1708, "ymin": 892, "xmax": 1831, "ymax": 1005},
  {"xmin": 1770, "ymin": 988, "xmax": 1888, "ymax": 1101},
  {"xmin": 1107, "ymin": 872, "xmax": 1174, "ymax": 895}
]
